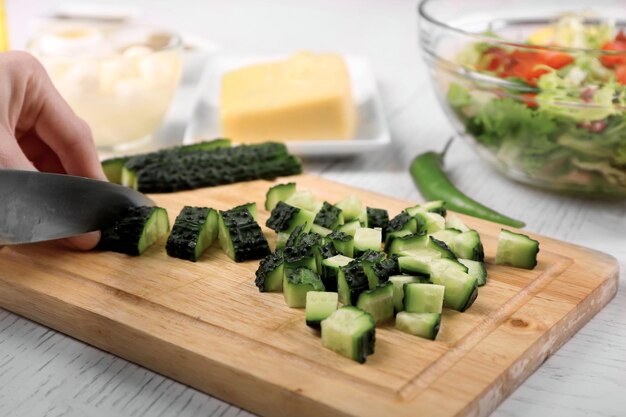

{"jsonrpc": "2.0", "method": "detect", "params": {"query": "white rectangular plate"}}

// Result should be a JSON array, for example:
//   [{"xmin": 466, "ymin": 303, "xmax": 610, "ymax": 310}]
[{"xmin": 183, "ymin": 54, "xmax": 391, "ymax": 157}]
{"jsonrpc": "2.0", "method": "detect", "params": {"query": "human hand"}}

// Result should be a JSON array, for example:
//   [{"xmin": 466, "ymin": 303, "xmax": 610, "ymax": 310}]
[{"xmin": 0, "ymin": 51, "xmax": 106, "ymax": 250}]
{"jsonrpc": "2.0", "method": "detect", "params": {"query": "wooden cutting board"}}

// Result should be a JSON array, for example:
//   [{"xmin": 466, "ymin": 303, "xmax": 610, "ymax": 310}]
[{"xmin": 0, "ymin": 175, "xmax": 618, "ymax": 417}]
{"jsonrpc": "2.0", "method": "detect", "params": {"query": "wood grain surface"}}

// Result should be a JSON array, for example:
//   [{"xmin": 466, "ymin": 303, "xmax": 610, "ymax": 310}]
[{"xmin": 0, "ymin": 175, "xmax": 618, "ymax": 417}]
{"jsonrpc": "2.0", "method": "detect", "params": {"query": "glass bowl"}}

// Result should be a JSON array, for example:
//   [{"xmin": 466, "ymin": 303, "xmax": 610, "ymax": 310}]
[
  {"xmin": 418, "ymin": 0, "xmax": 626, "ymax": 197},
  {"xmin": 29, "ymin": 23, "xmax": 182, "ymax": 151}
]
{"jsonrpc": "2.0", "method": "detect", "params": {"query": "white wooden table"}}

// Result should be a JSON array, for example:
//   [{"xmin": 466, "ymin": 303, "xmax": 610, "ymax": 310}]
[{"xmin": 4, "ymin": 1, "xmax": 625, "ymax": 416}]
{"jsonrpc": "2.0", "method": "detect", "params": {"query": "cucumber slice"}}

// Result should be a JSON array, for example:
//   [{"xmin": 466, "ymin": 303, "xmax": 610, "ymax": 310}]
[
  {"xmin": 429, "ymin": 229, "xmax": 461, "ymax": 247},
  {"xmin": 102, "ymin": 157, "xmax": 127, "ymax": 184},
  {"xmin": 314, "ymin": 202, "xmax": 344, "ymax": 229},
  {"xmin": 255, "ymin": 250, "xmax": 285, "ymax": 292},
  {"xmin": 389, "ymin": 275, "xmax": 422, "ymax": 312},
  {"xmin": 421, "ymin": 200, "xmax": 447, "ymax": 217},
  {"xmin": 218, "ymin": 206, "xmax": 270, "ymax": 262},
  {"xmin": 283, "ymin": 267, "xmax": 325, "ymax": 308},
  {"xmin": 98, "ymin": 206, "xmax": 170, "ymax": 256},
  {"xmin": 356, "ymin": 282, "xmax": 394, "ymax": 323},
  {"xmin": 353, "ymin": 228, "xmax": 382, "ymax": 257},
  {"xmin": 366, "ymin": 207, "xmax": 389, "ymax": 239},
  {"xmin": 459, "ymin": 259, "xmax": 487, "ymax": 286},
  {"xmin": 395, "ymin": 312, "xmax": 441, "ymax": 340},
  {"xmin": 306, "ymin": 291, "xmax": 339, "ymax": 328},
  {"xmin": 232, "ymin": 202, "xmax": 258, "ymax": 221},
  {"xmin": 284, "ymin": 233, "xmax": 320, "ymax": 273},
  {"xmin": 357, "ymin": 207, "xmax": 368, "ymax": 227},
  {"xmin": 387, "ymin": 233, "xmax": 428, "ymax": 256},
  {"xmin": 370, "ymin": 256, "xmax": 400, "ymax": 285},
  {"xmin": 321, "ymin": 254, "xmax": 353, "ymax": 292},
  {"xmin": 403, "ymin": 283, "xmax": 445, "ymax": 314},
  {"xmin": 450, "ymin": 230, "xmax": 485, "ymax": 262},
  {"xmin": 384, "ymin": 229, "xmax": 413, "ymax": 251},
  {"xmin": 398, "ymin": 256, "xmax": 431, "ymax": 276},
  {"xmin": 166, "ymin": 206, "xmax": 218, "ymax": 261},
  {"xmin": 265, "ymin": 182, "xmax": 296, "ymax": 211},
  {"xmin": 266, "ymin": 202, "xmax": 315, "ymax": 234},
  {"xmin": 445, "ymin": 214, "xmax": 470, "ymax": 232},
  {"xmin": 338, "ymin": 219, "xmax": 361, "ymax": 237},
  {"xmin": 327, "ymin": 231, "xmax": 354, "ymax": 258},
  {"xmin": 321, "ymin": 306, "xmax": 375, "ymax": 364},
  {"xmin": 358, "ymin": 250, "xmax": 386, "ymax": 289},
  {"xmin": 311, "ymin": 223, "xmax": 333, "ymax": 237},
  {"xmin": 496, "ymin": 229, "xmax": 539, "ymax": 269},
  {"xmin": 337, "ymin": 260, "xmax": 369, "ymax": 305},
  {"xmin": 285, "ymin": 190, "xmax": 318, "ymax": 212},
  {"xmin": 429, "ymin": 263, "xmax": 478, "ymax": 312},
  {"xmin": 387, "ymin": 212, "xmax": 418, "ymax": 235},
  {"xmin": 335, "ymin": 195, "xmax": 362, "ymax": 222},
  {"xmin": 428, "ymin": 237, "xmax": 457, "ymax": 259},
  {"xmin": 425, "ymin": 213, "xmax": 446, "ymax": 233},
  {"xmin": 275, "ymin": 232, "xmax": 289, "ymax": 250}
]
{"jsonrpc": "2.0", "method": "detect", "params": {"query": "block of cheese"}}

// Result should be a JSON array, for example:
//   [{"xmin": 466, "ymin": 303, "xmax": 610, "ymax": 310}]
[{"xmin": 220, "ymin": 52, "xmax": 357, "ymax": 142}]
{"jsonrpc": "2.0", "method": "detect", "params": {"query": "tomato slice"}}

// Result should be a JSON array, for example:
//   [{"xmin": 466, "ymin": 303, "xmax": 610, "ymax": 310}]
[
  {"xmin": 540, "ymin": 51, "xmax": 574, "ymax": 69},
  {"xmin": 600, "ymin": 31, "xmax": 626, "ymax": 68},
  {"xmin": 616, "ymin": 65, "xmax": 626, "ymax": 85},
  {"xmin": 520, "ymin": 93, "xmax": 538, "ymax": 108}
]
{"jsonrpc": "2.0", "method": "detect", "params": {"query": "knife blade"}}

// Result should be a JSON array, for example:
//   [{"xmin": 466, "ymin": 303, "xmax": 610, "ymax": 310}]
[{"xmin": 0, "ymin": 169, "xmax": 154, "ymax": 245}]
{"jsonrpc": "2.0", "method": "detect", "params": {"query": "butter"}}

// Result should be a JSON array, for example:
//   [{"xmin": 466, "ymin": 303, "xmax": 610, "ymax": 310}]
[{"xmin": 220, "ymin": 52, "xmax": 357, "ymax": 142}]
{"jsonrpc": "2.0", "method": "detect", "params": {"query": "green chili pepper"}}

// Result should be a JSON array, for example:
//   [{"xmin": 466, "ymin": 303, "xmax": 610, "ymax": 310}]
[{"xmin": 410, "ymin": 138, "xmax": 526, "ymax": 228}]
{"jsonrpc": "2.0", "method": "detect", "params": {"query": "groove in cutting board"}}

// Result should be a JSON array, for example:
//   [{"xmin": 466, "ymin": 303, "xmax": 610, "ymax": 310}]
[{"xmin": 0, "ymin": 174, "xmax": 618, "ymax": 417}]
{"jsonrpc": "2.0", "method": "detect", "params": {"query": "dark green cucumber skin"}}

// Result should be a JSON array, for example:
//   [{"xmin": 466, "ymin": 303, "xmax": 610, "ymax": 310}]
[
  {"xmin": 255, "ymin": 250, "xmax": 284, "ymax": 291},
  {"xmin": 102, "ymin": 139, "xmax": 231, "ymax": 184},
  {"xmin": 366, "ymin": 207, "xmax": 389, "ymax": 239},
  {"xmin": 283, "ymin": 231, "xmax": 322, "ymax": 269},
  {"xmin": 98, "ymin": 206, "xmax": 160, "ymax": 256},
  {"xmin": 266, "ymin": 202, "xmax": 301, "ymax": 232},
  {"xmin": 459, "ymin": 285, "xmax": 479, "ymax": 312},
  {"xmin": 314, "ymin": 202, "xmax": 342, "ymax": 229},
  {"xmin": 386, "ymin": 212, "xmax": 412, "ymax": 234},
  {"xmin": 358, "ymin": 249, "xmax": 386, "ymax": 265},
  {"xmin": 371, "ymin": 256, "xmax": 400, "ymax": 283},
  {"xmin": 166, "ymin": 206, "xmax": 212, "ymax": 262},
  {"xmin": 121, "ymin": 138, "xmax": 232, "ymax": 173},
  {"xmin": 341, "ymin": 261, "xmax": 370, "ymax": 305},
  {"xmin": 430, "ymin": 237, "xmax": 457, "ymax": 259},
  {"xmin": 220, "ymin": 207, "xmax": 270, "ymax": 262},
  {"xmin": 319, "ymin": 242, "xmax": 338, "ymax": 259},
  {"xmin": 358, "ymin": 327, "xmax": 376, "ymax": 363},
  {"xmin": 131, "ymin": 143, "xmax": 302, "ymax": 193},
  {"xmin": 327, "ymin": 231, "xmax": 353, "ymax": 256}
]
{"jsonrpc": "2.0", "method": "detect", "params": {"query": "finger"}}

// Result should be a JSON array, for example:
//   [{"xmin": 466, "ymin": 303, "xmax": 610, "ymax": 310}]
[
  {"xmin": 60, "ymin": 231, "xmax": 101, "ymax": 251},
  {"xmin": 0, "ymin": 128, "xmax": 37, "ymax": 170},
  {"xmin": 17, "ymin": 132, "xmax": 65, "ymax": 174},
  {"xmin": 27, "ymin": 64, "xmax": 106, "ymax": 181}
]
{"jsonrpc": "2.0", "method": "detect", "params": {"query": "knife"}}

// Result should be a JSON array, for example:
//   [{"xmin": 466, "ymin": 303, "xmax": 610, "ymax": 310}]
[{"xmin": 0, "ymin": 169, "xmax": 154, "ymax": 245}]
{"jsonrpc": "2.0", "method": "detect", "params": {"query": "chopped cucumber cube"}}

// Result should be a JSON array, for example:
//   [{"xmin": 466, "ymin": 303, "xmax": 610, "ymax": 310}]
[
  {"xmin": 321, "ymin": 306, "xmax": 375, "ymax": 363},
  {"xmin": 283, "ymin": 267, "xmax": 325, "ymax": 308},
  {"xmin": 403, "ymin": 283, "xmax": 445, "ymax": 314},
  {"xmin": 395, "ymin": 312, "xmax": 441, "ymax": 340},
  {"xmin": 353, "ymin": 228, "xmax": 382, "ymax": 257},
  {"xmin": 265, "ymin": 182, "xmax": 296, "ymax": 211},
  {"xmin": 495, "ymin": 229, "xmax": 539, "ymax": 269},
  {"xmin": 459, "ymin": 259, "xmax": 487, "ymax": 286},
  {"xmin": 356, "ymin": 282, "xmax": 394, "ymax": 323},
  {"xmin": 305, "ymin": 291, "xmax": 338, "ymax": 328}
]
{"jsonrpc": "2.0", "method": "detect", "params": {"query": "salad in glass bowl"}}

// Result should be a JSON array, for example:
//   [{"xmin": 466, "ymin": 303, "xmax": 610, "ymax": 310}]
[{"xmin": 419, "ymin": 0, "xmax": 626, "ymax": 197}]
